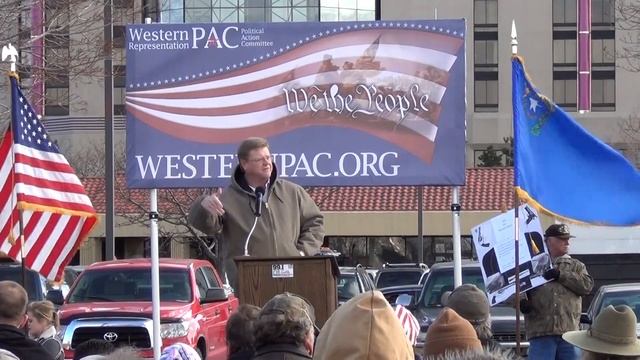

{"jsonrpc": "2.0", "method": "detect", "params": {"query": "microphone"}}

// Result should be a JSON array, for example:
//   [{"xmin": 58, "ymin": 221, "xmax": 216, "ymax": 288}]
[{"xmin": 254, "ymin": 186, "xmax": 265, "ymax": 217}]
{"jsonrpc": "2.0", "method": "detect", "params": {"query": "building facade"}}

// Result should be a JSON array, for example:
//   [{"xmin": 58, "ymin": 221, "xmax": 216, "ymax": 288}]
[{"xmin": 1, "ymin": 0, "xmax": 636, "ymax": 265}]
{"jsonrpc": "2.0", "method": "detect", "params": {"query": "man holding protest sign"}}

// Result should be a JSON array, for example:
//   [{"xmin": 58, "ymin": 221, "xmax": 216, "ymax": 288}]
[
  {"xmin": 520, "ymin": 224, "xmax": 594, "ymax": 360},
  {"xmin": 188, "ymin": 137, "xmax": 325, "ymax": 288}
]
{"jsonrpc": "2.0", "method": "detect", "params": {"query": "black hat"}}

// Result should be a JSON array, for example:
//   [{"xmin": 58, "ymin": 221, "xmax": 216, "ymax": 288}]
[{"xmin": 544, "ymin": 224, "xmax": 575, "ymax": 239}]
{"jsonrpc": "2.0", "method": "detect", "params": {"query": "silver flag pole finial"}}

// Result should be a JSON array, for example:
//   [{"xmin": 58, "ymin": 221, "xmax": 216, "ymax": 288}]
[
  {"xmin": 2, "ymin": 43, "xmax": 19, "ymax": 73},
  {"xmin": 511, "ymin": 20, "xmax": 518, "ymax": 56}
]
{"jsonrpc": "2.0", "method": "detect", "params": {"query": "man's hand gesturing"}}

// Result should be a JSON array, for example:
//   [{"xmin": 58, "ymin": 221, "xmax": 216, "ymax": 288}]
[{"xmin": 201, "ymin": 188, "xmax": 225, "ymax": 216}]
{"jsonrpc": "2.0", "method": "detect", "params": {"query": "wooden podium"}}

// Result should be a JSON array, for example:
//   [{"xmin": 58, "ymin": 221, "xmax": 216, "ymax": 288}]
[{"xmin": 234, "ymin": 255, "xmax": 339, "ymax": 327}]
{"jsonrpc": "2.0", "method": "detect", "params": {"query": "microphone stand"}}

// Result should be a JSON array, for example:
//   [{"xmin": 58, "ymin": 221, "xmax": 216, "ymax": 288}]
[{"xmin": 244, "ymin": 216, "xmax": 259, "ymax": 256}]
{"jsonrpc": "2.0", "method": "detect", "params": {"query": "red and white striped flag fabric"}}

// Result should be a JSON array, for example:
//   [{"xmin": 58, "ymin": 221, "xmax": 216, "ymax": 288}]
[
  {"xmin": 126, "ymin": 27, "xmax": 464, "ymax": 163},
  {"xmin": 395, "ymin": 304, "xmax": 420, "ymax": 346},
  {"xmin": 0, "ymin": 76, "xmax": 98, "ymax": 281}
]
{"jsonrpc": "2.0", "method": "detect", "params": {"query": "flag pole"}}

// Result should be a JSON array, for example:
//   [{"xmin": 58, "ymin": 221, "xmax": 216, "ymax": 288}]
[
  {"xmin": 511, "ymin": 20, "xmax": 522, "ymax": 357},
  {"xmin": 452, "ymin": 187, "xmax": 462, "ymax": 288},
  {"xmin": 3, "ymin": 48, "xmax": 26, "ymax": 288},
  {"xmin": 143, "ymin": 17, "xmax": 161, "ymax": 360},
  {"xmin": 18, "ymin": 209, "xmax": 26, "ymax": 287}
]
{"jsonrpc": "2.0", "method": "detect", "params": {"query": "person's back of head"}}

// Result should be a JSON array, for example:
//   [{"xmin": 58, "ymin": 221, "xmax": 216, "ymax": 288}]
[
  {"xmin": 159, "ymin": 343, "xmax": 201, "ymax": 360},
  {"xmin": 73, "ymin": 339, "xmax": 115, "ymax": 360},
  {"xmin": 423, "ymin": 307, "xmax": 482, "ymax": 359},
  {"xmin": 0, "ymin": 280, "xmax": 28, "ymax": 327},
  {"xmin": 313, "ymin": 290, "xmax": 414, "ymax": 360},
  {"xmin": 254, "ymin": 293, "xmax": 315, "ymax": 352},
  {"xmin": 442, "ymin": 284, "xmax": 492, "ymax": 344},
  {"xmin": 226, "ymin": 304, "xmax": 260, "ymax": 356},
  {"xmin": 104, "ymin": 347, "xmax": 144, "ymax": 360},
  {"xmin": 426, "ymin": 347, "xmax": 518, "ymax": 360}
]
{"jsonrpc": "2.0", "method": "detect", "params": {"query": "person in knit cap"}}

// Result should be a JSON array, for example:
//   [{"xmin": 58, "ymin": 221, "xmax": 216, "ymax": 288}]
[
  {"xmin": 442, "ymin": 284, "xmax": 500, "ymax": 349},
  {"xmin": 313, "ymin": 290, "xmax": 414, "ymax": 360},
  {"xmin": 423, "ymin": 307, "xmax": 483, "ymax": 359}
]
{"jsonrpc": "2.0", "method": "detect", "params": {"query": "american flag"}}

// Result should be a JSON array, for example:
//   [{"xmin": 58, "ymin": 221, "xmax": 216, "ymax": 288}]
[
  {"xmin": 126, "ymin": 27, "xmax": 464, "ymax": 163},
  {"xmin": 395, "ymin": 304, "xmax": 420, "ymax": 346},
  {"xmin": 0, "ymin": 76, "xmax": 97, "ymax": 281}
]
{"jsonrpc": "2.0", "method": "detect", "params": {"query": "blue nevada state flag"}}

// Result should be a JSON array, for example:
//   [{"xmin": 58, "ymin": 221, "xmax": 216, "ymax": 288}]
[{"xmin": 512, "ymin": 56, "xmax": 640, "ymax": 226}]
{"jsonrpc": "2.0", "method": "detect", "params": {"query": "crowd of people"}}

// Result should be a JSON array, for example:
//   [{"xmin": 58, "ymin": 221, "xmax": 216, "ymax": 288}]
[
  {"xmin": 1, "ymin": 275, "xmax": 640, "ymax": 360},
  {"xmin": 0, "ymin": 280, "xmax": 203, "ymax": 360}
]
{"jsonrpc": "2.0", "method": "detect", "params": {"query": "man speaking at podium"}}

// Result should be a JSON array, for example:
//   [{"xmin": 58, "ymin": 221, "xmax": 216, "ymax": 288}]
[{"xmin": 188, "ymin": 137, "xmax": 325, "ymax": 289}]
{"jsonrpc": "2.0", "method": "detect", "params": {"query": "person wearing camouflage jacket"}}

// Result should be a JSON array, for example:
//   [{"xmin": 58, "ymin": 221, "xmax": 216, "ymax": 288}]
[{"xmin": 520, "ymin": 224, "xmax": 594, "ymax": 360}]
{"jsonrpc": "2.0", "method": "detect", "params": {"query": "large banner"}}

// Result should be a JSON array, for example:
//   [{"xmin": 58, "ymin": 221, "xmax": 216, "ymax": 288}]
[
  {"xmin": 471, "ymin": 205, "xmax": 551, "ymax": 306},
  {"xmin": 125, "ymin": 20, "xmax": 466, "ymax": 188}
]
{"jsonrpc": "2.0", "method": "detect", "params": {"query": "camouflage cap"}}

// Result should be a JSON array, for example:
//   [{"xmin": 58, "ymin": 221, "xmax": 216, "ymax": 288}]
[
  {"xmin": 443, "ymin": 284, "xmax": 490, "ymax": 324},
  {"xmin": 259, "ymin": 292, "xmax": 316, "ymax": 331},
  {"xmin": 544, "ymin": 224, "xmax": 575, "ymax": 239}
]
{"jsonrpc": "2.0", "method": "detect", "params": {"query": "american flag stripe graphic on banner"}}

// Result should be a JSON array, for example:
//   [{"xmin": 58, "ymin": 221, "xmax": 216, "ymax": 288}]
[
  {"xmin": 126, "ymin": 29, "xmax": 464, "ymax": 163},
  {"xmin": 0, "ymin": 77, "xmax": 98, "ymax": 281}
]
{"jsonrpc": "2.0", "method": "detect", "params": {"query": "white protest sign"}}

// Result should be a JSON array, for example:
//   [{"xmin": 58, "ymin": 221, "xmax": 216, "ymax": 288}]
[{"xmin": 472, "ymin": 205, "xmax": 551, "ymax": 306}]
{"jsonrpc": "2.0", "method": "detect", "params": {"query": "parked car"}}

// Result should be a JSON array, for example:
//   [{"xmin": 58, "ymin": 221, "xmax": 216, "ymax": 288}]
[
  {"xmin": 53, "ymin": 258, "xmax": 239, "ymax": 360},
  {"xmin": 374, "ymin": 263, "xmax": 429, "ymax": 288},
  {"xmin": 364, "ymin": 268, "xmax": 378, "ymax": 283},
  {"xmin": 398, "ymin": 260, "xmax": 528, "ymax": 353},
  {"xmin": 0, "ymin": 261, "xmax": 48, "ymax": 302},
  {"xmin": 379, "ymin": 284, "xmax": 422, "ymax": 306},
  {"xmin": 337, "ymin": 265, "xmax": 375, "ymax": 305},
  {"xmin": 580, "ymin": 282, "xmax": 640, "ymax": 337},
  {"xmin": 63, "ymin": 265, "xmax": 86, "ymax": 287}
]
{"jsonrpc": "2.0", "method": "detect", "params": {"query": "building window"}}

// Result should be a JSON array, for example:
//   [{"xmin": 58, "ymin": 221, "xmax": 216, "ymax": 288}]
[
  {"xmin": 553, "ymin": 78, "xmax": 577, "ymax": 109},
  {"xmin": 474, "ymin": 0, "xmax": 498, "ymax": 112},
  {"xmin": 592, "ymin": 0, "xmax": 615, "ymax": 25},
  {"xmin": 145, "ymin": 0, "xmax": 378, "ymax": 23},
  {"xmin": 45, "ymin": 87, "xmax": 70, "ymax": 116},
  {"xmin": 553, "ymin": 0, "xmax": 577, "ymax": 24},
  {"xmin": 591, "ymin": 0, "xmax": 615, "ymax": 111},
  {"xmin": 44, "ymin": 2, "xmax": 70, "ymax": 116},
  {"xmin": 553, "ymin": 38, "xmax": 577, "ymax": 65},
  {"xmin": 552, "ymin": 0, "xmax": 577, "ymax": 111},
  {"xmin": 114, "ymin": 65, "xmax": 127, "ymax": 115},
  {"xmin": 321, "ymin": 0, "xmax": 376, "ymax": 21},
  {"xmin": 552, "ymin": 0, "xmax": 615, "ymax": 112}
]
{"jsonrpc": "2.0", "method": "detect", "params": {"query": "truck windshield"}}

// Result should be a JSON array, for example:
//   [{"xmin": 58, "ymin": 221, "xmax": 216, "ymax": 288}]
[
  {"xmin": 420, "ymin": 269, "xmax": 487, "ymax": 308},
  {"xmin": 67, "ymin": 268, "xmax": 191, "ymax": 303},
  {"xmin": 377, "ymin": 271, "xmax": 422, "ymax": 288}
]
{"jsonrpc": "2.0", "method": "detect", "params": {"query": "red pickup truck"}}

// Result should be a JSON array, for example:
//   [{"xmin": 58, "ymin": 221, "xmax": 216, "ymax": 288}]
[{"xmin": 54, "ymin": 258, "xmax": 238, "ymax": 359}]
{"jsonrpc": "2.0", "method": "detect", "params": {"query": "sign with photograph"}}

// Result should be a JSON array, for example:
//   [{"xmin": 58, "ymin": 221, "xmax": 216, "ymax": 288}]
[{"xmin": 471, "ymin": 205, "xmax": 551, "ymax": 306}]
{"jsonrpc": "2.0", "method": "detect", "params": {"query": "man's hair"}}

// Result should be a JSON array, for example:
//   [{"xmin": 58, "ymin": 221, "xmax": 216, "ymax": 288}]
[
  {"xmin": 237, "ymin": 137, "xmax": 269, "ymax": 160},
  {"xmin": 0, "ymin": 281, "xmax": 28, "ymax": 324},
  {"xmin": 472, "ymin": 318, "xmax": 493, "ymax": 344},
  {"xmin": 72, "ymin": 339, "xmax": 115, "ymax": 360},
  {"xmin": 226, "ymin": 304, "xmax": 261, "ymax": 354},
  {"xmin": 104, "ymin": 347, "xmax": 144, "ymax": 360}
]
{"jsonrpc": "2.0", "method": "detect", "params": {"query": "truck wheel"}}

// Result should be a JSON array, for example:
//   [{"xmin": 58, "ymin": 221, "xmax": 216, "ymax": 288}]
[{"xmin": 196, "ymin": 339, "xmax": 206, "ymax": 359}]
